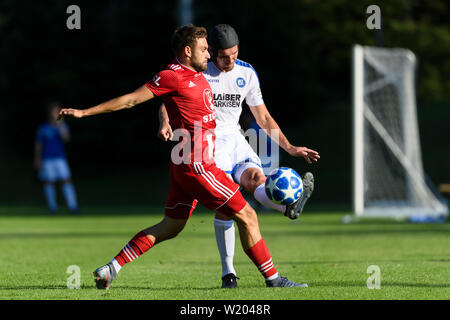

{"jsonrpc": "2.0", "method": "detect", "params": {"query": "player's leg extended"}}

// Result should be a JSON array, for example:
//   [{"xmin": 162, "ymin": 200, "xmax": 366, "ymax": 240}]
[
  {"xmin": 237, "ymin": 166, "xmax": 286, "ymax": 212},
  {"xmin": 94, "ymin": 167, "xmax": 196, "ymax": 290},
  {"xmin": 93, "ymin": 215, "xmax": 189, "ymax": 289},
  {"xmin": 115, "ymin": 215, "xmax": 189, "ymax": 265},
  {"xmin": 232, "ymin": 203, "xmax": 308, "ymax": 287},
  {"xmin": 238, "ymin": 165, "xmax": 315, "ymax": 220},
  {"xmin": 230, "ymin": 135, "xmax": 286, "ymax": 212}
]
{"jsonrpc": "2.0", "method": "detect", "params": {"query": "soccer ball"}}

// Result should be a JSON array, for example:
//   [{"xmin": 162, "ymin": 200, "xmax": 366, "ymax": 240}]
[{"xmin": 265, "ymin": 167, "xmax": 303, "ymax": 205}]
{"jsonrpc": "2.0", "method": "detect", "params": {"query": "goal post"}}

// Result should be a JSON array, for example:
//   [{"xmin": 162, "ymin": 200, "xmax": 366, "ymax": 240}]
[{"xmin": 352, "ymin": 45, "xmax": 448, "ymax": 219}]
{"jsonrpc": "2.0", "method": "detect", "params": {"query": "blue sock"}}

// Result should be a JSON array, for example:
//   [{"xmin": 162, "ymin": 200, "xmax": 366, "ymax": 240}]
[
  {"xmin": 43, "ymin": 183, "xmax": 57, "ymax": 212},
  {"xmin": 62, "ymin": 182, "xmax": 78, "ymax": 211}
]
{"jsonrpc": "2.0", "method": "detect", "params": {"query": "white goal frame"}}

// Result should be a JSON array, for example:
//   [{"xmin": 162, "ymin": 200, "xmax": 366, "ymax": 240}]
[{"xmin": 352, "ymin": 45, "xmax": 448, "ymax": 219}]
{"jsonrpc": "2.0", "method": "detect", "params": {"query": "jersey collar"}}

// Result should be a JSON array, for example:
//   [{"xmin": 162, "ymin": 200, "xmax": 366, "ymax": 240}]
[{"xmin": 176, "ymin": 58, "xmax": 198, "ymax": 73}]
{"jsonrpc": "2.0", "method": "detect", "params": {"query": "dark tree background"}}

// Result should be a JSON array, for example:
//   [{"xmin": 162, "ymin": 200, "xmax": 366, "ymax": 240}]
[{"xmin": 1, "ymin": 0, "xmax": 449, "ymax": 207}]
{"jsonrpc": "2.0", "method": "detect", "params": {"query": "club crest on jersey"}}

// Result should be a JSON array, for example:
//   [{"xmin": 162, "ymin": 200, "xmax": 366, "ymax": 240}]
[
  {"xmin": 203, "ymin": 88, "xmax": 215, "ymax": 112},
  {"xmin": 236, "ymin": 77, "xmax": 246, "ymax": 88}
]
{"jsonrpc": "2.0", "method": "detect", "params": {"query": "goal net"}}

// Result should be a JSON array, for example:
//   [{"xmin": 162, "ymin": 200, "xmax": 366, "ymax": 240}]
[{"xmin": 352, "ymin": 45, "xmax": 448, "ymax": 219}]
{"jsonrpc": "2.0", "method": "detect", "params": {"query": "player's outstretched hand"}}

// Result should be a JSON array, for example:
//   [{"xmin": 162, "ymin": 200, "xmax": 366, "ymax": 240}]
[
  {"xmin": 287, "ymin": 146, "xmax": 320, "ymax": 164},
  {"xmin": 58, "ymin": 108, "xmax": 84, "ymax": 120},
  {"xmin": 157, "ymin": 121, "xmax": 173, "ymax": 142}
]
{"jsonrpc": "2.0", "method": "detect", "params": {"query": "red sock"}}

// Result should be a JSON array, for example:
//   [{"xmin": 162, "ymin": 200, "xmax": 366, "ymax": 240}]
[
  {"xmin": 244, "ymin": 238, "xmax": 278, "ymax": 278},
  {"xmin": 114, "ymin": 231, "xmax": 154, "ymax": 266}
]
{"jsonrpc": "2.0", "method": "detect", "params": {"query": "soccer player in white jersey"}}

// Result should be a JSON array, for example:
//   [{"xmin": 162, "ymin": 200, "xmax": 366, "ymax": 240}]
[{"xmin": 158, "ymin": 24, "xmax": 320, "ymax": 288}]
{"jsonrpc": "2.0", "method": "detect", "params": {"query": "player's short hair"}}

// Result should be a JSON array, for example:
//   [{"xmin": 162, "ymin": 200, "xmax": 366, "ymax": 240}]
[
  {"xmin": 209, "ymin": 24, "xmax": 239, "ymax": 57},
  {"xmin": 171, "ymin": 24, "xmax": 208, "ymax": 56}
]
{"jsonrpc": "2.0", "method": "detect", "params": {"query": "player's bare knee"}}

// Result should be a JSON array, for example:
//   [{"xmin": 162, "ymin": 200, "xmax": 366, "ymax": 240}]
[
  {"xmin": 241, "ymin": 168, "xmax": 266, "ymax": 193},
  {"xmin": 234, "ymin": 204, "xmax": 258, "ymax": 229},
  {"xmin": 253, "ymin": 171, "xmax": 266, "ymax": 188}
]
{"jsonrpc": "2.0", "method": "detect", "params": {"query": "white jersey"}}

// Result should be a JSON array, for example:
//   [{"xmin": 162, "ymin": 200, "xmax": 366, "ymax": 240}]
[{"xmin": 203, "ymin": 59, "xmax": 264, "ymax": 135}]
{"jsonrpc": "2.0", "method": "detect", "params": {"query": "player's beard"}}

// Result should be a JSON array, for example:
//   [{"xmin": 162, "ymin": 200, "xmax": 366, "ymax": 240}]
[{"xmin": 191, "ymin": 58, "xmax": 208, "ymax": 72}]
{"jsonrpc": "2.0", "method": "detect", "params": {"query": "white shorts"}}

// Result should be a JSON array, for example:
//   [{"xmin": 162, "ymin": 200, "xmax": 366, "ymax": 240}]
[
  {"xmin": 39, "ymin": 158, "xmax": 72, "ymax": 182},
  {"xmin": 214, "ymin": 132, "xmax": 263, "ymax": 184}
]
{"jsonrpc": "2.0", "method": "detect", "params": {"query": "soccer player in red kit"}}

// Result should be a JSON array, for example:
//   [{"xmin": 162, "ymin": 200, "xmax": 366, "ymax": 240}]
[{"xmin": 59, "ymin": 25, "xmax": 307, "ymax": 289}]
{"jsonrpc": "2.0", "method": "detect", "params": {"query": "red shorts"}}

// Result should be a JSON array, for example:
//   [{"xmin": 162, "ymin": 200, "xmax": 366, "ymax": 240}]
[{"xmin": 164, "ymin": 162, "xmax": 247, "ymax": 219}]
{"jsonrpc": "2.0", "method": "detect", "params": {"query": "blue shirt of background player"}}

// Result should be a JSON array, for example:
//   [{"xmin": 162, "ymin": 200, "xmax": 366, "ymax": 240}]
[{"xmin": 35, "ymin": 122, "xmax": 68, "ymax": 160}]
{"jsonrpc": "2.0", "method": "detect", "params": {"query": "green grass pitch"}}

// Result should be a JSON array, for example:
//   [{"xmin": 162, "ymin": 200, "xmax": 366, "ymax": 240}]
[{"xmin": 0, "ymin": 206, "xmax": 449, "ymax": 300}]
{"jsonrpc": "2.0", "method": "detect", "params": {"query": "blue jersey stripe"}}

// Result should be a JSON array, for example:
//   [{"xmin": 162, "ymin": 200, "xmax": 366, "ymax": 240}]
[{"xmin": 235, "ymin": 59, "xmax": 261, "ymax": 86}]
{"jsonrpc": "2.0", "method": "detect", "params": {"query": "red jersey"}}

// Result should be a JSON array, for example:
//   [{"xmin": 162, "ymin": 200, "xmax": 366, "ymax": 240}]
[{"xmin": 146, "ymin": 59, "xmax": 216, "ymax": 165}]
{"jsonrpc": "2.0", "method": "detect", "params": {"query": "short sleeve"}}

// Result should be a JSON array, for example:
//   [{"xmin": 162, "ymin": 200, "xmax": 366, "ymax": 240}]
[
  {"xmin": 245, "ymin": 68, "xmax": 264, "ymax": 107},
  {"xmin": 145, "ymin": 70, "xmax": 178, "ymax": 97}
]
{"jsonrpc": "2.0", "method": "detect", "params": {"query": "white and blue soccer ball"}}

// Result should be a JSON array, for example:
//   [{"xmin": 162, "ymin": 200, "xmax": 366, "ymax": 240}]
[{"xmin": 265, "ymin": 167, "xmax": 303, "ymax": 205}]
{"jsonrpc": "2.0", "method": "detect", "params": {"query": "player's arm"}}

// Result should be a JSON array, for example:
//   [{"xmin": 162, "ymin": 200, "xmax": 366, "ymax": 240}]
[
  {"xmin": 249, "ymin": 103, "xmax": 320, "ymax": 163},
  {"xmin": 157, "ymin": 104, "xmax": 173, "ymax": 141},
  {"xmin": 58, "ymin": 85, "xmax": 155, "ymax": 119}
]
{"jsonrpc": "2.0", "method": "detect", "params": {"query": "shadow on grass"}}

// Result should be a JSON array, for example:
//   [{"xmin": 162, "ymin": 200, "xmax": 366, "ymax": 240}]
[
  {"xmin": 172, "ymin": 259, "xmax": 450, "ymax": 267},
  {"xmin": 0, "ymin": 284, "xmax": 252, "ymax": 291},
  {"xmin": 0, "ymin": 285, "xmax": 69, "ymax": 290},
  {"xmin": 1, "ymin": 225, "xmax": 449, "ymax": 240},
  {"xmin": 310, "ymin": 281, "xmax": 449, "ymax": 289},
  {"xmin": 2, "ymin": 281, "xmax": 447, "ymax": 291},
  {"xmin": 0, "ymin": 232, "xmax": 138, "ymax": 239}
]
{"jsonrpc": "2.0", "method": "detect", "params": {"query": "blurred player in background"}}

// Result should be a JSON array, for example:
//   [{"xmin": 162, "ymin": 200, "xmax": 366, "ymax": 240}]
[
  {"xmin": 59, "ymin": 24, "xmax": 308, "ymax": 289},
  {"xmin": 158, "ymin": 24, "xmax": 320, "ymax": 288},
  {"xmin": 34, "ymin": 102, "xmax": 79, "ymax": 214}
]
